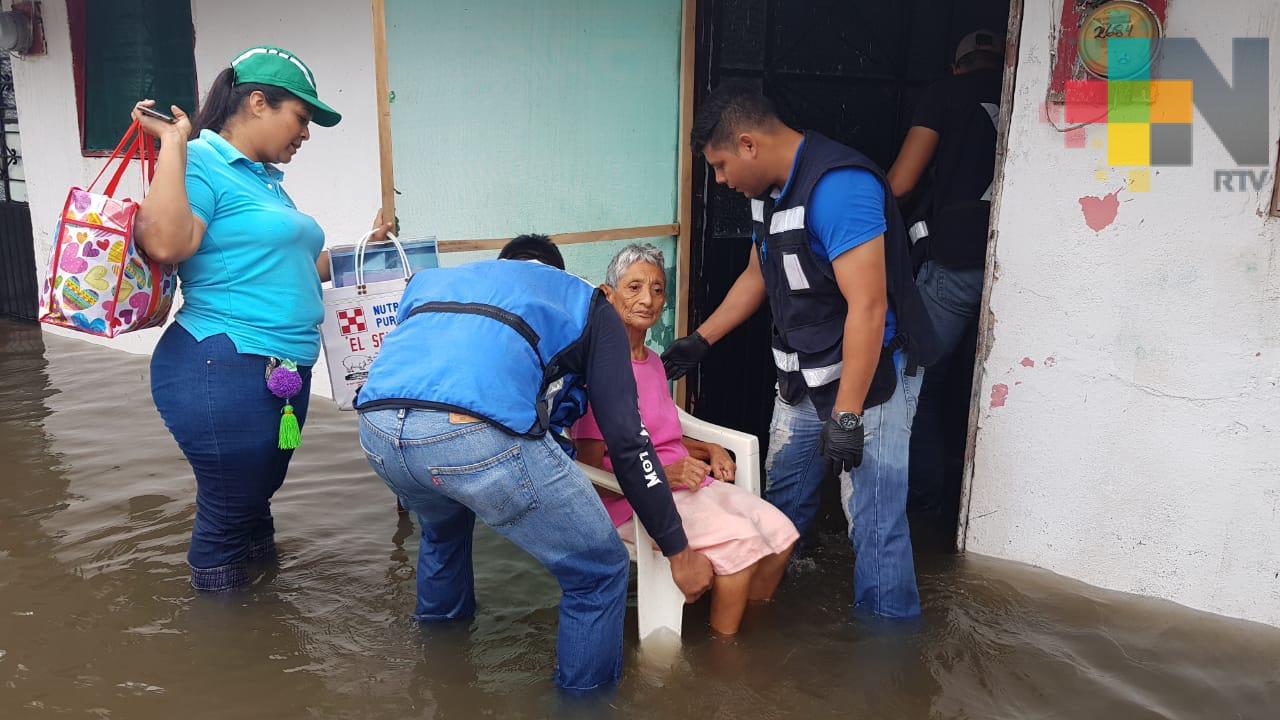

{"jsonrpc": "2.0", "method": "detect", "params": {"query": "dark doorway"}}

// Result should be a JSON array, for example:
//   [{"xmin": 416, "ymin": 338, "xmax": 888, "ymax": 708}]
[
  {"xmin": 686, "ymin": 0, "xmax": 1012, "ymax": 540},
  {"xmin": 0, "ymin": 55, "xmax": 35, "ymax": 322}
]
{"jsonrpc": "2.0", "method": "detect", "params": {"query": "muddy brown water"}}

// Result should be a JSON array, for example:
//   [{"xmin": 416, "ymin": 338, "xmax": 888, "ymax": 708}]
[{"xmin": 2, "ymin": 319, "xmax": 1278, "ymax": 719}]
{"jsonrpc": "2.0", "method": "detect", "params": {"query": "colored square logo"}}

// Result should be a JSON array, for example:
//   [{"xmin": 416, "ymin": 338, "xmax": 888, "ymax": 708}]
[
  {"xmin": 1055, "ymin": 36, "xmax": 1274, "ymax": 192},
  {"xmin": 1107, "ymin": 123, "xmax": 1150, "ymax": 166},
  {"xmin": 1150, "ymin": 80, "xmax": 1194, "ymax": 124},
  {"xmin": 1108, "ymin": 37, "xmax": 1153, "ymax": 81},
  {"xmin": 1108, "ymin": 81, "xmax": 1150, "ymax": 123},
  {"xmin": 1065, "ymin": 80, "xmax": 1108, "ymax": 124},
  {"xmin": 1151, "ymin": 123, "xmax": 1193, "ymax": 166}
]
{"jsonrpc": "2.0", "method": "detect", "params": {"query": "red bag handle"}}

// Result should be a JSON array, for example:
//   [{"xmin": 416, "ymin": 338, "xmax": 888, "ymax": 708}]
[
  {"xmin": 90, "ymin": 120, "xmax": 158, "ymax": 198},
  {"xmin": 103, "ymin": 133, "xmax": 143, "ymax": 198},
  {"xmin": 138, "ymin": 130, "xmax": 170, "ymax": 318},
  {"xmin": 87, "ymin": 120, "xmax": 143, "ymax": 193}
]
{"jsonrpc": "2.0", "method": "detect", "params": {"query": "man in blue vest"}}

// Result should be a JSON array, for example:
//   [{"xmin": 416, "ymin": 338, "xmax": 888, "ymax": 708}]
[
  {"xmin": 356, "ymin": 237, "xmax": 713, "ymax": 691},
  {"xmin": 663, "ymin": 86, "xmax": 940, "ymax": 619}
]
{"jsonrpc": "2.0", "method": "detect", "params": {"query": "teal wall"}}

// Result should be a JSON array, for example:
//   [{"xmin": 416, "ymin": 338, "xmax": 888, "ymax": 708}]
[{"xmin": 385, "ymin": 0, "xmax": 683, "ymax": 350}]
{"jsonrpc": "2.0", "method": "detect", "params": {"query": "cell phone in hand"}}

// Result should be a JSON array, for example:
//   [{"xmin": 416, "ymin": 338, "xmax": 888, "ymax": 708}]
[{"xmin": 139, "ymin": 106, "xmax": 176, "ymax": 124}]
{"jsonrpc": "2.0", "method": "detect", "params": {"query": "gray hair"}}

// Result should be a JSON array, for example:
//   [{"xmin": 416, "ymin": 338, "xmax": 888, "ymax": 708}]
[{"xmin": 604, "ymin": 243, "xmax": 665, "ymax": 288}]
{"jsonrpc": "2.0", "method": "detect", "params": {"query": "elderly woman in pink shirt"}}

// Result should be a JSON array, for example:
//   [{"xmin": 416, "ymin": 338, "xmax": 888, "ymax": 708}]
[{"xmin": 574, "ymin": 243, "xmax": 798, "ymax": 635}]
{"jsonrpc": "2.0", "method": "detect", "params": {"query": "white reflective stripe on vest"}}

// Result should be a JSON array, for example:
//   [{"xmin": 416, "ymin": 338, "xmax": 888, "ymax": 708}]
[
  {"xmin": 772, "ymin": 347, "xmax": 799, "ymax": 372},
  {"xmin": 801, "ymin": 362, "xmax": 842, "ymax": 387},
  {"xmin": 781, "ymin": 253, "xmax": 811, "ymax": 290},
  {"xmin": 751, "ymin": 199, "xmax": 764, "ymax": 223},
  {"xmin": 769, "ymin": 206, "xmax": 806, "ymax": 234},
  {"xmin": 908, "ymin": 220, "xmax": 929, "ymax": 245}
]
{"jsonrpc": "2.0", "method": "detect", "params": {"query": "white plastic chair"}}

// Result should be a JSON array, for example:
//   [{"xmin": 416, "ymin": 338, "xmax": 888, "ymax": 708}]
[{"xmin": 575, "ymin": 407, "xmax": 760, "ymax": 643}]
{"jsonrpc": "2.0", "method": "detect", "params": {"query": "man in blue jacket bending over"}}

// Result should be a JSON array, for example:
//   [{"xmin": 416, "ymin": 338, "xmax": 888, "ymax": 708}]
[{"xmin": 355, "ymin": 235, "xmax": 714, "ymax": 692}]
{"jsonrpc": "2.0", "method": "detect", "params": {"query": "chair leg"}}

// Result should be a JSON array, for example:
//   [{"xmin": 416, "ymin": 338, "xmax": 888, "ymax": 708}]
[{"xmin": 634, "ymin": 520, "xmax": 684, "ymax": 643}]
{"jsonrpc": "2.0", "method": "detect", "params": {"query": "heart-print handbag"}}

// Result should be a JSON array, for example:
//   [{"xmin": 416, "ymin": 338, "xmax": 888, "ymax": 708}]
[{"xmin": 39, "ymin": 120, "xmax": 178, "ymax": 337}]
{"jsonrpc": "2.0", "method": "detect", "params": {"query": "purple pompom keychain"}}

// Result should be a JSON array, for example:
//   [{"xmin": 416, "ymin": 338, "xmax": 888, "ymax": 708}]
[{"xmin": 267, "ymin": 358, "xmax": 303, "ymax": 449}]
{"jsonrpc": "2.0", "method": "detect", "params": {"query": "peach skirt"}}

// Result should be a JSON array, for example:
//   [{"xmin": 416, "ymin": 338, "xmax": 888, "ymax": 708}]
[{"xmin": 618, "ymin": 481, "xmax": 799, "ymax": 575}]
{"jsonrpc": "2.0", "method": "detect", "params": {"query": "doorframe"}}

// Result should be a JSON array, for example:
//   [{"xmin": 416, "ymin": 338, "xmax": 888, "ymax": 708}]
[
  {"xmin": 675, "ymin": 0, "xmax": 697, "ymax": 407},
  {"xmin": 955, "ymin": 0, "xmax": 1026, "ymax": 552}
]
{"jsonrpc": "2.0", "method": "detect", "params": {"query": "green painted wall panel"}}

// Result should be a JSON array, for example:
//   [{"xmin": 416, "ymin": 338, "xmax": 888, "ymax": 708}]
[
  {"xmin": 385, "ymin": 0, "xmax": 683, "ymax": 351},
  {"xmin": 384, "ymin": 0, "xmax": 681, "ymax": 240}
]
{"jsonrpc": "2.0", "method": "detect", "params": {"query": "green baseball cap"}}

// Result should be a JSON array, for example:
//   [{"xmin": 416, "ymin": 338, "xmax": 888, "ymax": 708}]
[{"xmin": 231, "ymin": 45, "xmax": 341, "ymax": 127}]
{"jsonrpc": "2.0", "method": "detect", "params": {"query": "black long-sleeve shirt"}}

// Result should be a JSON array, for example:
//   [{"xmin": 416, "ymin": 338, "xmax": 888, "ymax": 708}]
[{"xmin": 557, "ymin": 294, "xmax": 688, "ymax": 556}]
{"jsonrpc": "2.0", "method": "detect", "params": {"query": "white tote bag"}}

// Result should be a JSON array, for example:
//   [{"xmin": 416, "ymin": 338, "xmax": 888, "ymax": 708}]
[{"xmin": 320, "ymin": 231, "xmax": 411, "ymax": 410}]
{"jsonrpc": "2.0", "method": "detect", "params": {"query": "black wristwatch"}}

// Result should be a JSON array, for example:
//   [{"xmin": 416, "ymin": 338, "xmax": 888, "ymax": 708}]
[{"xmin": 832, "ymin": 410, "xmax": 863, "ymax": 431}]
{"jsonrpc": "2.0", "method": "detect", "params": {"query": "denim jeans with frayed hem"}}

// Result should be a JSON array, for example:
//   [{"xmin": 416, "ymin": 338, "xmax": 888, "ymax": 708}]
[
  {"xmin": 764, "ymin": 355, "xmax": 923, "ymax": 619},
  {"xmin": 359, "ymin": 408, "xmax": 630, "ymax": 691},
  {"xmin": 151, "ymin": 325, "xmax": 311, "ymax": 592}
]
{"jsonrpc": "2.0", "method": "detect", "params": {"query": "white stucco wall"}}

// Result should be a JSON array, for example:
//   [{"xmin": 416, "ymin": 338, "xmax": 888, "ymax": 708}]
[
  {"xmin": 966, "ymin": 1, "xmax": 1280, "ymax": 626},
  {"xmin": 11, "ymin": 0, "xmax": 381, "ymax": 395}
]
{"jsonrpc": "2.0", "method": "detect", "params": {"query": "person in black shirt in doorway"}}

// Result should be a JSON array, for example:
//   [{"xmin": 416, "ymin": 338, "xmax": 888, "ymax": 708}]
[{"xmin": 888, "ymin": 30, "xmax": 1004, "ymax": 517}]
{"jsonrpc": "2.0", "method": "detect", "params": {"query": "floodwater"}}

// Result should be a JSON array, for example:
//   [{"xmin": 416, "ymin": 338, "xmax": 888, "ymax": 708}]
[{"xmin": 2, "ymin": 319, "xmax": 1278, "ymax": 720}]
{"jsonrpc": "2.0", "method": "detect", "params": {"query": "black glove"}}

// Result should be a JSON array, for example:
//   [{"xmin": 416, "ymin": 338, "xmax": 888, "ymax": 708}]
[
  {"xmin": 661, "ymin": 331, "xmax": 711, "ymax": 381},
  {"xmin": 818, "ymin": 416, "xmax": 864, "ymax": 474}
]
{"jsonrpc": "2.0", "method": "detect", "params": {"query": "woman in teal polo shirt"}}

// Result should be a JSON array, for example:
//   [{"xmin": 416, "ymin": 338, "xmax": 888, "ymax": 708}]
[{"xmin": 134, "ymin": 46, "xmax": 390, "ymax": 591}]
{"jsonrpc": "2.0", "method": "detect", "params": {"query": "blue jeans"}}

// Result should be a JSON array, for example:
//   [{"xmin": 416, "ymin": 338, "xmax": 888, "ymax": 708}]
[
  {"xmin": 764, "ymin": 356, "xmax": 923, "ymax": 618},
  {"xmin": 910, "ymin": 260, "xmax": 984, "ymax": 514},
  {"xmin": 358, "ymin": 408, "xmax": 630, "ymax": 692},
  {"xmin": 151, "ymin": 324, "xmax": 312, "ymax": 591}
]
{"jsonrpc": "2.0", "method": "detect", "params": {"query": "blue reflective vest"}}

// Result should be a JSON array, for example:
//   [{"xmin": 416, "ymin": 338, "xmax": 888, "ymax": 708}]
[
  {"xmin": 355, "ymin": 259, "xmax": 598, "ymax": 436},
  {"xmin": 753, "ymin": 131, "xmax": 942, "ymax": 418}
]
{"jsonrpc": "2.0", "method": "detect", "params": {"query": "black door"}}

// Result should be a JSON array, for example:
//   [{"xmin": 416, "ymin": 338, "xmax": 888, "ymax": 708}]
[
  {"xmin": 0, "ymin": 55, "xmax": 35, "ymax": 322},
  {"xmin": 688, "ymin": 0, "xmax": 1009, "ymax": 447}
]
